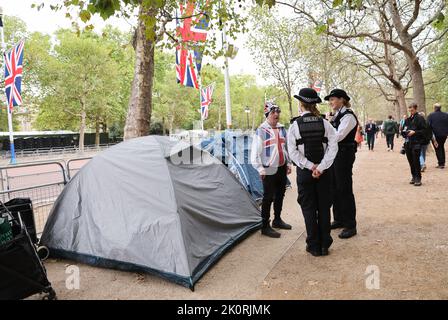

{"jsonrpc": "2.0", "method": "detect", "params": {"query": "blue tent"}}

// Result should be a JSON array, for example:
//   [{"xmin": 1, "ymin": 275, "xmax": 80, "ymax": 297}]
[{"xmin": 200, "ymin": 131, "xmax": 264, "ymax": 203}]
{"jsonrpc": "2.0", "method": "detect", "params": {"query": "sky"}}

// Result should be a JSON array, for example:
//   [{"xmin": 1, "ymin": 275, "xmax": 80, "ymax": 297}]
[{"xmin": 0, "ymin": 0, "xmax": 263, "ymax": 81}]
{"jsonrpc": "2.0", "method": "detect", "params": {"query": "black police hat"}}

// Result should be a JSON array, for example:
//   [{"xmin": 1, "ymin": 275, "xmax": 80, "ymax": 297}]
[
  {"xmin": 324, "ymin": 89, "xmax": 351, "ymax": 101},
  {"xmin": 294, "ymin": 88, "xmax": 322, "ymax": 104}
]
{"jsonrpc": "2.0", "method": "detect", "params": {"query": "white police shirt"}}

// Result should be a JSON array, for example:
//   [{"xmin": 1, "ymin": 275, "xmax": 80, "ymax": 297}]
[
  {"xmin": 332, "ymin": 106, "xmax": 358, "ymax": 142},
  {"xmin": 287, "ymin": 111, "xmax": 339, "ymax": 173}
]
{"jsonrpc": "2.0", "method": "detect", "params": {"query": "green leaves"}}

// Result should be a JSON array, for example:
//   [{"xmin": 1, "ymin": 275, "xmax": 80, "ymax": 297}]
[
  {"xmin": 315, "ymin": 23, "xmax": 328, "ymax": 35},
  {"xmin": 254, "ymin": 0, "xmax": 276, "ymax": 8},
  {"xmin": 142, "ymin": 0, "xmax": 166, "ymax": 9},
  {"xmin": 332, "ymin": 0, "xmax": 343, "ymax": 8},
  {"xmin": 34, "ymin": 29, "xmax": 131, "ymax": 132},
  {"xmin": 433, "ymin": 12, "xmax": 446, "ymax": 30},
  {"xmin": 332, "ymin": 0, "xmax": 364, "ymax": 10},
  {"xmin": 79, "ymin": 10, "xmax": 91, "ymax": 23}
]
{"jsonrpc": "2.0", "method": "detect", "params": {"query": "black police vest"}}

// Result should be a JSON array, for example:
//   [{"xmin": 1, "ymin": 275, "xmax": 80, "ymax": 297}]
[
  {"xmin": 331, "ymin": 108, "xmax": 358, "ymax": 147},
  {"xmin": 294, "ymin": 113, "xmax": 327, "ymax": 164}
]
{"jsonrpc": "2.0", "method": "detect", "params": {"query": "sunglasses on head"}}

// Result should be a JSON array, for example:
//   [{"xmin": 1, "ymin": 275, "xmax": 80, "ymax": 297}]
[{"xmin": 271, "ymin": 107, "xmax": 281, "ymax": 114}]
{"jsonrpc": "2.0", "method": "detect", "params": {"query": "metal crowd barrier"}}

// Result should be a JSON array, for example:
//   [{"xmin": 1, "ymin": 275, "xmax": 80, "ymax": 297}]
[
  {"xmin": 67, "ymin": 157, "xmax": 92, "ymax": 180},
  {"xmin": 0, "ymin": 143, "xmax": 116, "ymax": 160},
  {"xmin": 0, "ymin": 157, "xmax": 92, "ymax": 235}
]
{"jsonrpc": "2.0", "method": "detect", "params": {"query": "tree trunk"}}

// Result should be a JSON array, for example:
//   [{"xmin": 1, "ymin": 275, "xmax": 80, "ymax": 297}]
[
  {"xmin": 79, "ymin": 109, "xmax": 86, "ymax": 153},
  {"xmin": 123, "ymin": 5, "xmax": 156, "ymax": 140},
  {"xmin": 95, "ymin": 116, "xmax": 100, "ymax": 147},
  {"xmin": 393, "ymin": 100, "xmax": 400, "ymax": 121},
  {"xmin": 394, "ymin": 87, "xmax": 407, "ymax": 117},
  {"xmin": 169, "ymin": 116, "xmax": 174, "ymax": 136},
  {"xmin": 218, "ymin": 104, "xmax": 222, "ymax": 131},
  {"xmin": 162, "ymin": 116, "xmax": 166, "ymax": 136},
  {"xmin": 379, "ymin": 14, "xmax": 409, "ymax": 118},
  {"xmin": 287, "ymin": 94, "xmax": 293, "ymax": 119},
  {"xmin": 388, "ymin": 0, "xmax": 426, "ymax": 113},
  {"xmin": 408, "ymin": 59, "xmax": 426, "ymax": 113},
  {"xmin": 251, "ymin": 105, "xmax": 256, "ymax": 131}
]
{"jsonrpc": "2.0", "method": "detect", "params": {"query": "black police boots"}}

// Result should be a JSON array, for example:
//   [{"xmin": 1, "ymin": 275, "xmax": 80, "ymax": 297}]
[
  {"xmin": 338, "ymin": 228, "xmax": 357, "ymax": 239},
  {"xmin": 330, "ymin": 221, "xmax": 344, "ymax": 229},
  {"xmin": 261, "ymin": 220, "xmax": 281, "ymax": 238},
  {"xmin": 272, "ymin": 217, "xmax": 292, "ymax": 230},
  {"xmin": 306, "ymin": 246, "xmax": 321, "ymax": 257}
]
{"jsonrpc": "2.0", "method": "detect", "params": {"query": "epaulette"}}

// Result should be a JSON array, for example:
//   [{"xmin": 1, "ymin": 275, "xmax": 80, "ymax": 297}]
[{"xmin": 290, "ymin": 116, "xmax": 301, "ymax": 124}]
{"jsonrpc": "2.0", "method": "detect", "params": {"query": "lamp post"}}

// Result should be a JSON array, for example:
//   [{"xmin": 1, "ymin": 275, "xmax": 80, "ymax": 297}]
[
  {"xmin": 0, "ymin": 6, "xmax": 17, "ymax": 164},
  {"xmin": 244, "ymin": 106, "xmax": 250, "ymax": 130}
]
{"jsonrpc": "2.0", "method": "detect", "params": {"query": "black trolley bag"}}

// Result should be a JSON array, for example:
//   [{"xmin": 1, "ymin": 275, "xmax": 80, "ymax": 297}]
[{"xmin": 0, "ymin": 201, "xmax": 56, "ymax": 300}]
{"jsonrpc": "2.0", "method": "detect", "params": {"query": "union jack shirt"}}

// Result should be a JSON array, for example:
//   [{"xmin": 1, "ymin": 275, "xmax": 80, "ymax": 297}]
[{"xmin": 250, "ymin": 120, "xmax": 290, "ymax": 175}]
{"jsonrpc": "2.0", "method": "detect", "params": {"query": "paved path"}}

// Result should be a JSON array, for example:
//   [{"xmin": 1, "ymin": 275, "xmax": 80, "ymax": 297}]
[{"xmin": 39, "ymin": 137, "xmax": 448, "ymax": 299}]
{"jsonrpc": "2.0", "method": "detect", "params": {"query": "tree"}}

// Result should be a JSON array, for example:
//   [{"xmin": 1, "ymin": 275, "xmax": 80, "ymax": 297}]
[
  {"xmin": 0, "ymin": 16, "xmax": 31, "ymax": 131},
  {"xmin": 34, "ymin": 30, "xmax": 123, "ymax": 151},
  {"xmin": 44, "ymin": 0, "xmax": 250, "ymax": 140},
  {"xmin": 247, "ymin": 7, "xmax": 303, "ymax": 118},
  {"xmin": 276, "ymin": 0, "xmax": 447, "ymax": 113},
  {"xmin": 425, "ymin": 16, "xmax": 448, "ymax": 110}
]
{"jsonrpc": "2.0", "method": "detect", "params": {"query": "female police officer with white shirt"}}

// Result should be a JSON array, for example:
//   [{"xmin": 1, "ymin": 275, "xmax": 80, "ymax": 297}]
[
  {"xmin": 288, "ymin": 88, "xmax": 338, "ymax": 256},
  {"xmin": 325, "ymin": 89, "xmax": 359, "ymax": 239}
]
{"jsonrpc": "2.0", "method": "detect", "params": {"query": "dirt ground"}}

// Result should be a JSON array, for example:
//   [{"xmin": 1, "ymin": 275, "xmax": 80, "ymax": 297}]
[{"xmin": 38, "ymin": 136, "xmax": 448, "ymax": 300}]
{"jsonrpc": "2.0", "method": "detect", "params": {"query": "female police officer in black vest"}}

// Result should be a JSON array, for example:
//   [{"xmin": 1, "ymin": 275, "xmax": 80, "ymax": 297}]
[
  {"xmin": 288, "ymin": 88, "xmax": 338, "ymax": 256},
  {"xmin": 325, "ymin": 89, "xmax": 359, "ymax": 239}
]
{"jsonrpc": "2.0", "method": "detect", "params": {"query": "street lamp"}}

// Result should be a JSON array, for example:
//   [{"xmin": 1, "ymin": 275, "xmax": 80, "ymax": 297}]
[{"xmin": 244, "ymin": 106, "xmax": 250, "ymax": 130}]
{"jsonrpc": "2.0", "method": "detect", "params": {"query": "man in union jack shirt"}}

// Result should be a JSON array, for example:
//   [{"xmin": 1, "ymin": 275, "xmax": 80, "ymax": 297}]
[{"xmin": 251, "ymin": 102, "xmax": 292, "ymax": 238}]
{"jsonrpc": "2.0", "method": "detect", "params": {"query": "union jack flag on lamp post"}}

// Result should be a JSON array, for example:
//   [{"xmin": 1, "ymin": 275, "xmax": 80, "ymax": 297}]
[
  {"xmin": 176, "ymin": 0, "xmax": 210, "ymax": 89},
  {"xmin": 200, "ymin": 83, "xmax": 214, "ymax": 120},
  {"xmin": 1, "ymin": 8, "xmax": 23, "ymax": 164},
  {"xmin": 4, "ymin": 40, "xmax": 24, "ymax": 111}
]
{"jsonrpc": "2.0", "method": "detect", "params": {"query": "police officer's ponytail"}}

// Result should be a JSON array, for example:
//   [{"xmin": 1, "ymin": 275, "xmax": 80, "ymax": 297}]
[
  {"xmin": 300, "ymin": 102, "xmax": 321, "ymax": 117},
  {"xmin": 343, "ymin": 99, "xmax": 351, "ymax": 109}
]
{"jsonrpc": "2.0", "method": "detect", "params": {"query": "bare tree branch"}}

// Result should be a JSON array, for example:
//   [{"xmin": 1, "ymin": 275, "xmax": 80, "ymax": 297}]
[
  {"xmin": 410, "ymin": 2, "xmax": 446, "ymax": 39},
  {"xmin": 403, "ymin": 0, "xmax": 422, "ymax": 34}
]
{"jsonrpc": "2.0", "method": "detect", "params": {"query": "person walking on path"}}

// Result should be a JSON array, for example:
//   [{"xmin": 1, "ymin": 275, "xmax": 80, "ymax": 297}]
[
  {"xmin": 428, "ymin": 103, "xmax": 448, "ymax": 169},
  {"xmin": 365, "ymin": 119, "xmax": 377, "ymax": 151},
  {"xmin": 383, "ymin": 115, "xmax": 398, "ymax": 151},
  {"xmin": 251, "ymin": 102, "xmax": 292, "ymax": 238},
  {"xmin": 355, "ymin": 125, "xmax": 364, "ymax": 149}
]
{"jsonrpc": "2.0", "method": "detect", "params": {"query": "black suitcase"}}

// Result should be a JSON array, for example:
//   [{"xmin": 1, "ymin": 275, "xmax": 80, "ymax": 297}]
[
  {"xmin": 3, "ymin": 198, "xmax": 38, "ymax": 245},
  {"xmin": 0, "ymin": 209, "xmax": 56, "ymax": 300}
]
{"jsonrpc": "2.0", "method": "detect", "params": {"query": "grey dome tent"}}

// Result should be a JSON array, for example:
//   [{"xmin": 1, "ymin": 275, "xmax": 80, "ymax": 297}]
[{"xmin": 40, "ymin": 136, "xmax": 261, "ymax": 289}]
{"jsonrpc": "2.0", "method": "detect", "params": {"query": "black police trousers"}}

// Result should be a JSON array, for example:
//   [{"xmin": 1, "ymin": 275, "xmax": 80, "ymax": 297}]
[
  {"xmin": 261, "ymin": 165, "xmax": 287, "ymax": 227},
  {"xmin": 332, "ymin": 148, "xmax": 357, "ymax": 229},
  {"xmin": 297, "ymin": 167, "xmax": 333, "ymax": 251},
  {"xmin": 405, "ymin": 143, "xmax": 422, "ymax": 180}
]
